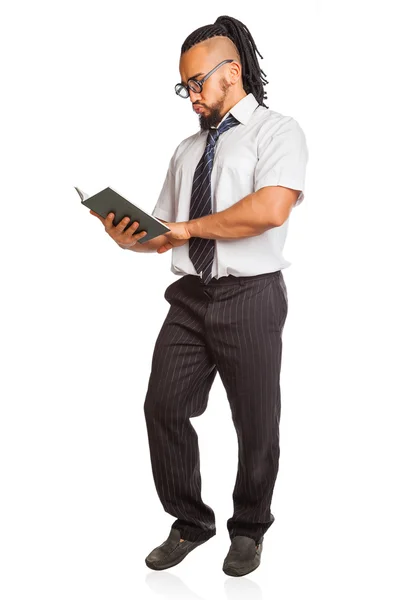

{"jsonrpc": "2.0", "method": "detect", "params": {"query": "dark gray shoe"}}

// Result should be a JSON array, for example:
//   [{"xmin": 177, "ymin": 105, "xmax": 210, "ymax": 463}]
[
  {"xmin": 145, "ymin": 527, "xmax": 211, "ymax": 571},
  {"xmin": 222, "ymin": 535, "xmax": 264, "ymax": 577}
]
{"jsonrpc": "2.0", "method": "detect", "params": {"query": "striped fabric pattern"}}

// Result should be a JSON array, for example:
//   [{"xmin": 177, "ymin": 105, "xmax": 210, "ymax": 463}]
[
  {"xmin": 143, "ymin": 269, "xmax": 288, "ymax": 543},
  {"xmin": 189, "ymin": 113, "xmax": 240, "ymax": 284}
]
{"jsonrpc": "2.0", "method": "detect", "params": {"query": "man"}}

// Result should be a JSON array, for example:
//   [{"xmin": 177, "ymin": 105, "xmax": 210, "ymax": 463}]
[{"xmin": 91, "ymin": 15, "xmax": 308, "ymax": 577}]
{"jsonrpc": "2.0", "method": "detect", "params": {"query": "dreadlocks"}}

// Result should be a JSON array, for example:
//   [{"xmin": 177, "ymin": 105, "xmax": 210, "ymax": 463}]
[{"xmin": 181, "ymin": 15, "xmax": 269, "ymax": 109}]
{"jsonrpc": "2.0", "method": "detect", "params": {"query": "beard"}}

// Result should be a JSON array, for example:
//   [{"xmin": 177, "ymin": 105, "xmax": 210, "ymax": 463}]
[{"xmin": 197, "ymin": 78, "xmax": 231, "ymax": 130}]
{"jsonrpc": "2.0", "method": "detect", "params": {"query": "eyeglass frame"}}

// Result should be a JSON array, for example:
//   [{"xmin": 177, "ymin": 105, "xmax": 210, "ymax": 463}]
[{"xmin": 175, "ymin": 59, "xmax": 237, "ymax": 98}]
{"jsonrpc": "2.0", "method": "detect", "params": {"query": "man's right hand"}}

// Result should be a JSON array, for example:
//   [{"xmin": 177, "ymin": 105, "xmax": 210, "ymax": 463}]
[{"xmin": 90, "ymin": 210, "xmax": 148, "ymax": 248}]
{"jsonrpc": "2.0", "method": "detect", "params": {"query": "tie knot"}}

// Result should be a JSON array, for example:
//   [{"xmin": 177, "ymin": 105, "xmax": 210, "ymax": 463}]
[{"xmin": 207, "ymin": 113, "xmax": 239, "ymax": 146}]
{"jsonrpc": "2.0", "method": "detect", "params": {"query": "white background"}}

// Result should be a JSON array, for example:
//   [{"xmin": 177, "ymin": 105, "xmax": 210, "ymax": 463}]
[{"xmin": 1, "ymin": 1, "xmax": 414, "ymax": 598}]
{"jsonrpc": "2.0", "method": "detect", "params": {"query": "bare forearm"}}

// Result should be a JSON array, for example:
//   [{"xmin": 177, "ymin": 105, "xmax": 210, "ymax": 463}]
[
  {"xmin": 186, "ymin": 190, "xmax": 279, "ymax": 240},
  {"xmin": 118, "ymin": 233, "xmax": 170, "ymax": 253}
]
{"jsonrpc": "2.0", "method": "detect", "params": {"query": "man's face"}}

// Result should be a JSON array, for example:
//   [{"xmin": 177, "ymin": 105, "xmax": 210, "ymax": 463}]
[{"xmin": 179, "ymin": 48, "xmax": 232, "ymax": 131}]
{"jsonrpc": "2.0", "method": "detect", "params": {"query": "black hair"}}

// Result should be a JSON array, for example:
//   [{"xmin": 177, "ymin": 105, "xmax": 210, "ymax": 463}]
[{"xmin": 181, "ymin": 15, "xmax": 269, "ymax": 109}]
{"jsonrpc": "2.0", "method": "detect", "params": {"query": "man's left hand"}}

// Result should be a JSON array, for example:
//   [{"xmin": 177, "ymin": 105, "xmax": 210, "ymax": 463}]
[{"xmin": 157, "ymin": 222, "xmax": 192, "ymax": 254}]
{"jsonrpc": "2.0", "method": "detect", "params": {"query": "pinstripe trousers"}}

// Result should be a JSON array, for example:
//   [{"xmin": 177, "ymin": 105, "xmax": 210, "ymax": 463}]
[{"xmin": 143, "ymin": 269, "xmax": 288, "ymax": 545}]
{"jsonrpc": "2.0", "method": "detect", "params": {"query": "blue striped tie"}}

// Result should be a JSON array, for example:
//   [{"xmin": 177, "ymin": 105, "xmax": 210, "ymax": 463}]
[{"xmin": 189, "ymin": 113, "xmax": 240, "ymax": 284}]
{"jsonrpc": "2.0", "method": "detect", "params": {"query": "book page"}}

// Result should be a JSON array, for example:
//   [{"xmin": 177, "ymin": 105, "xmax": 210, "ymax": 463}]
[{"xmin": 74, "ymin": 186, "xmax": 90, "ymax": 201}]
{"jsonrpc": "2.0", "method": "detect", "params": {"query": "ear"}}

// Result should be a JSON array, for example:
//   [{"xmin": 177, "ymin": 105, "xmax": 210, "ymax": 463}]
[{"xmin": 229, "ymin": 60, "xmax": 242, "ymax": 84}]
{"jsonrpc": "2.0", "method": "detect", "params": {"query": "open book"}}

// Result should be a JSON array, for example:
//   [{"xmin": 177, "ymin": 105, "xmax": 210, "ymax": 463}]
[{"xmin": 75, "ymin": 186, "xmax": 170, "ymax": 244}]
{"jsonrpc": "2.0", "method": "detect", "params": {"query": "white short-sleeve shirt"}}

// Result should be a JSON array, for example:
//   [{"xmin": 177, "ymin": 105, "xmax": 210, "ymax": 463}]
[{"xmin": 152, "ymin": 92, "xmax": 308, "ymax": 279}]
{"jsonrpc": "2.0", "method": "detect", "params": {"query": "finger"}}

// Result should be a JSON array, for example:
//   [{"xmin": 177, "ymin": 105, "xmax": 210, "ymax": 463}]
[
  {"xmin": 124, "ymin": 221, "xmax": 147, "ymax": 239},
  {"xmin": 104, "ymin": 212, "xmax": 115, "ymax": 229},
  {"xmin": 129, "ymin": 221, "xmax": 141, "ymax": 235},
  {"xmin": 133, "ymin": 226, "xmax": 148, "ymax": 239},
  {"xmin": 117, "ymin": 221, "xmax": 147, "ymax": 244},
  {"xmin": 115, "ymin": 216, "xmax": 134, "ymax": 233},
  {"xmin": 126, "ymin": 222, "xmax": 148, "ymax": 240}
]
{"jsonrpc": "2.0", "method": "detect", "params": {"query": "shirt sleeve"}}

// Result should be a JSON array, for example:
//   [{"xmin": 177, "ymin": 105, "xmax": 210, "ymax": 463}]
[
  {"xmin": 151, "ymin": 145, "xmax": 180, "ymax": 222},
  {"xmin": 254, "ymin": 117, "xmax": 309, "ymax": 207}
]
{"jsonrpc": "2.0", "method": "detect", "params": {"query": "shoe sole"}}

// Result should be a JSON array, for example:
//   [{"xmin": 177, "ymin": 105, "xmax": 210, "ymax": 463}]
[{"xmin": 223, "ymin": 561, "xmax": 260, "ymax": 577}]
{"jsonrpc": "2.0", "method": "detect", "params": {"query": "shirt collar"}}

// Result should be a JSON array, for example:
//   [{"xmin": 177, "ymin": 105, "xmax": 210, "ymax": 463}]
[
  {"xmin": 200, "ymin": 92, "xmax": 259, "ymax": 134},
  {"xmin": 227, "ymin": 92, "xmax": 260, "ymax": 125}
]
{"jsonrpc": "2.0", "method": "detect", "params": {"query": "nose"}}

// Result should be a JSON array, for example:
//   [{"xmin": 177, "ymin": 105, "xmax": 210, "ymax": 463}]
[{"xmin": 189, "ymin": 89, "xmax": 202, "ymax": 103}]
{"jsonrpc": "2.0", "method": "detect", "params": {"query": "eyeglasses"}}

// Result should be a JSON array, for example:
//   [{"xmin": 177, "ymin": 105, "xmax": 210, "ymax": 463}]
[{"xmin": 175, "ymin": 59, "xmax": 235, "ymax": 98}]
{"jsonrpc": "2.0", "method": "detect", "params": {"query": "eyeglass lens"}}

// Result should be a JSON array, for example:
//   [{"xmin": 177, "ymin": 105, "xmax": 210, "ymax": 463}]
[{"xmin": 175, "ymin": 80, "xmax": 202, "ymax": 97}]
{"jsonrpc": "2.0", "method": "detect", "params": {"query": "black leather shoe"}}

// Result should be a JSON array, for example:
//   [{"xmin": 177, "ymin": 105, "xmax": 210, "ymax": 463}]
[
  {"xmin": 222, "ymin": 535, "xmax": 264, "ymax": 577},
  {"xmin": 145, "ymin": 526, "xmax": 211, "ymax": 571}
]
